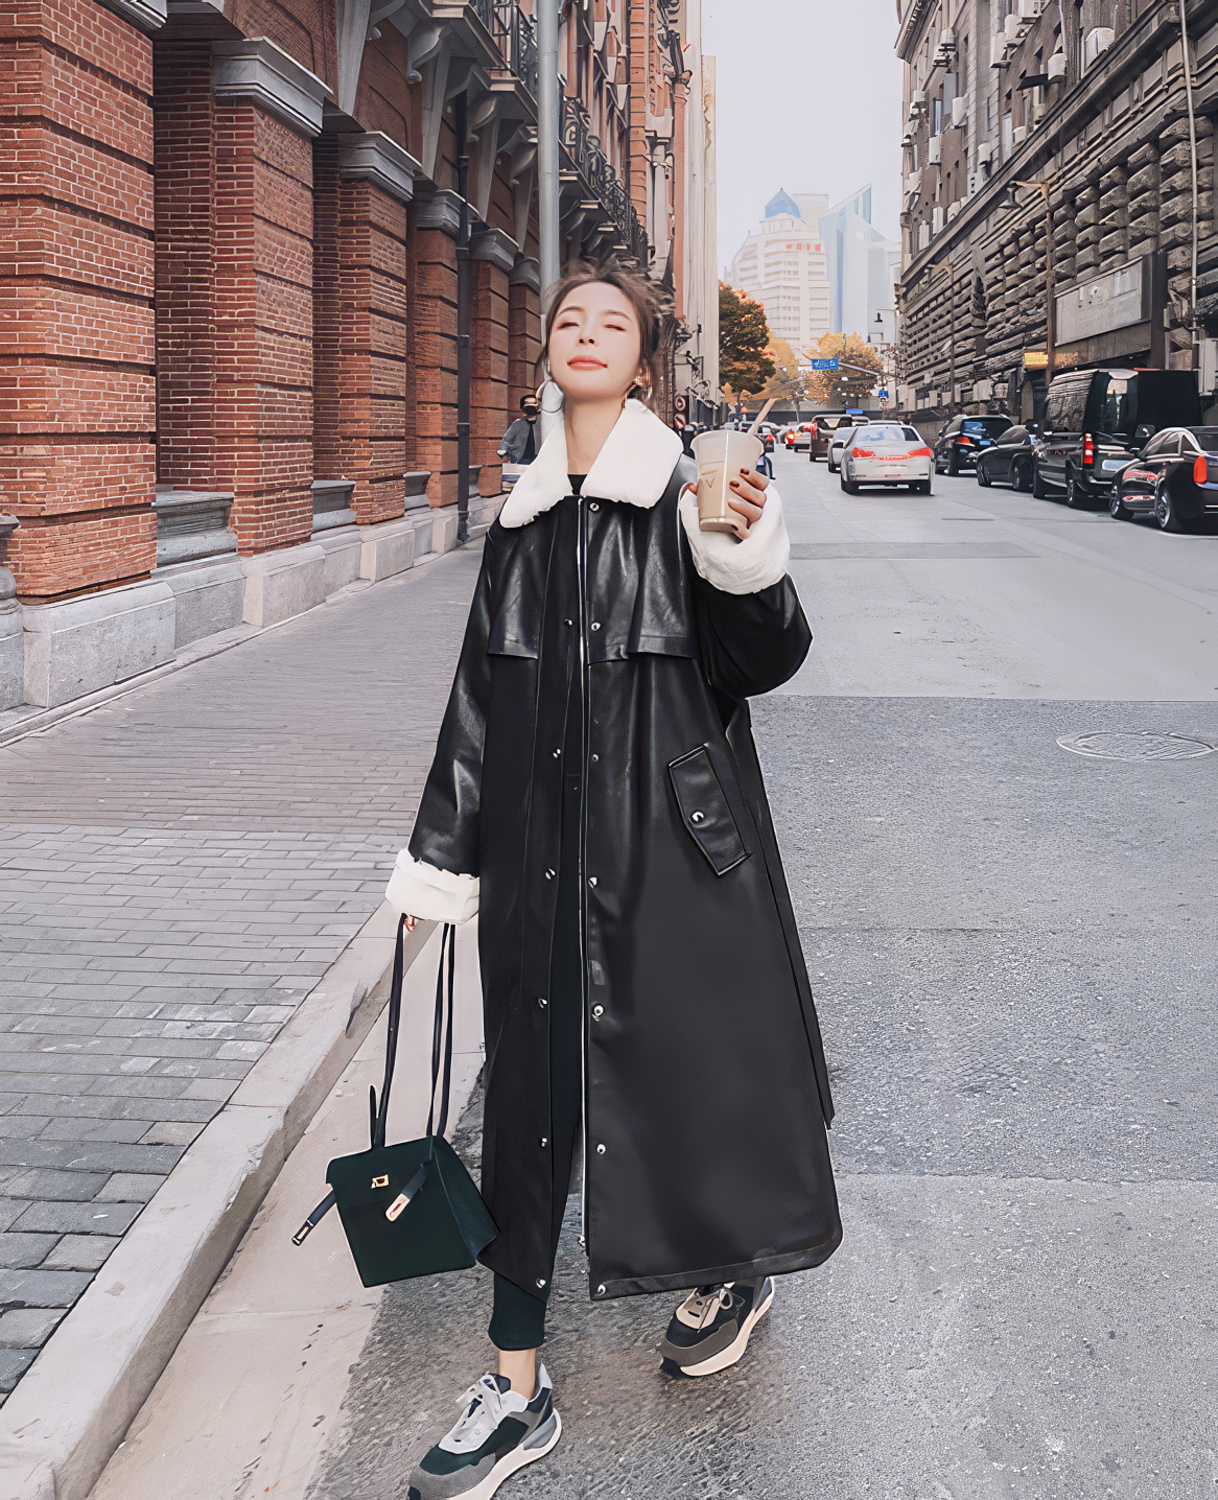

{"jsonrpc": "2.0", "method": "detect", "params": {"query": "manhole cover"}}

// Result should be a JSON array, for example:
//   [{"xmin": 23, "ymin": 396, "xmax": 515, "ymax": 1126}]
[{"xmin": 1057, "ymin": 731, "xmax": 1217, "ymax": 761}]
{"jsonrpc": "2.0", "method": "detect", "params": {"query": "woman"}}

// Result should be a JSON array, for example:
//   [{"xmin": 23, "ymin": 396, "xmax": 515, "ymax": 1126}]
[{"xmin": 388, "ymin": 265, "xmax": 840, "ymax": 1500}]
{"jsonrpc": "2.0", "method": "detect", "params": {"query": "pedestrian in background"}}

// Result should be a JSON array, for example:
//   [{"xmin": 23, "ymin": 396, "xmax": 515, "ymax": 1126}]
[
  {"xmin": 387, "ymin": 263, "xmax": 840, "ymax": 1500},
  {"xmin": 497, "ymin": 392, "xmax": 541, "ymax": 487}
]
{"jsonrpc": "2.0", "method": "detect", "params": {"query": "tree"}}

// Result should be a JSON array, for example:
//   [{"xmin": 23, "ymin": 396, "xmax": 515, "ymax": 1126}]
[
  {"xmin": 761, "ymin": 338, "xmax": 807, "ymax": 405},
  {"xmin": 719, "ymin": 283, "xmax": 775, "ymax": 397},
  {"xmin": 805, "ymin": 331, "xmax": 884, "ymax": 407}
]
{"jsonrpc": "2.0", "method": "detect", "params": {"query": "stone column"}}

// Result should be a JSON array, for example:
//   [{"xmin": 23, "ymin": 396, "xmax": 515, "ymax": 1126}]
[
  {"xmin": 210, "ymin": 40, "xmax": 327, "ymax": 554},
  {"xmin": 508, "ymin": 258, "xmax": 543, "ymax": 409},
  {"xmin": 413, "ymin": 190, "xmax": 465, "ymax": 506},
  {"xmin": 0, "ymin": 516, "xmax": 20, "ymax": 710},
  {"xmin": 0, "ymin": 0, "xmax": 162, "ymax": 603},
  {"xmin": 312, "ymin": 133, "xmax": 422, "ymax": 527},
  {"xmin": 470, "ymin": 230, "xmax": 518, "ymax": 497}
]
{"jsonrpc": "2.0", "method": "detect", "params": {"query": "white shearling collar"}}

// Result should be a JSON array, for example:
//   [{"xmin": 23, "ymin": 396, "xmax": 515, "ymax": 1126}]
[{"xmin": 497, "ymin": 399, "xmax": 685, "ymax": 528}]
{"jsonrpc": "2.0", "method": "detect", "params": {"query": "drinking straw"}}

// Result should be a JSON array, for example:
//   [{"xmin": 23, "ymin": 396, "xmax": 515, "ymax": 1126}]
[{"xmin": 746, "ymin": 399, "xmax": 777, "ymax": 436}]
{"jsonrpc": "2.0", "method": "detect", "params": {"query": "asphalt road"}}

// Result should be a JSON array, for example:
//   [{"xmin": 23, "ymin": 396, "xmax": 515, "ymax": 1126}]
[{"xmin": 97, "ymin": 450, "xmax": 1218, "ymax": 1499}]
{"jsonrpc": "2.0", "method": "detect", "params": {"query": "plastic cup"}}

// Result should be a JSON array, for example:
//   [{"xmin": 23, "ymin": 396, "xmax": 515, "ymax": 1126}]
[{"xmin": 691, "ymin": 430, "xmax": 764, "ymax": 532}]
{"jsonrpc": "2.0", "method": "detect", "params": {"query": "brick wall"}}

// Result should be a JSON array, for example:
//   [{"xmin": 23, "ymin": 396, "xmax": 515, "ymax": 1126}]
[
  {"xmin": 312, "ymin": 141, "xmax": 410, "ymax": 526},
  {"xmin": 213, "ymin": 102, "xmax": 314, "ymax": 553},
  {"xmin": 0, "ymin": 0, "xmax": 157, "ymax": 602},
  {"xmin": 153, "ymin": 40, "xmax": 214, "ymax": 487},
  {"xmin": 413, "ymin": 224, "xmax": 458, "ymax": 506},
  {"xmin": 508, "ymin": 275, "xmax": 541, "ymax": 410},
  {"xmin": 470, "ymin": 255, "xmax": 508, "ymax": 496}
]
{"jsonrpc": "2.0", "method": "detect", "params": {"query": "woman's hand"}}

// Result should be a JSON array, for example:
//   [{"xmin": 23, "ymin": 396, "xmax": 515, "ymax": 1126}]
[
  {"xmin": 682, "ymin": 468, "xmax": 770, "ymax": 542},
  {"xmin": 726, "ymin": 467, "xmax": 769, "ymax": 540}
]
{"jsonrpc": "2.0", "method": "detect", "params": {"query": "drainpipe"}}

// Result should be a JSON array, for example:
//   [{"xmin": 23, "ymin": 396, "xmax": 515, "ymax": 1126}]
[
  {"xmin": 1179, "ymin": 0, "xmax": 1200, "ymax": 360},
  {"xmin": 456, "ymin": 92, "xmax": 471, "ymax": 544},
  {"xmin": 536, "ymin": 0, "xmax": 562, "ymax": 444}
]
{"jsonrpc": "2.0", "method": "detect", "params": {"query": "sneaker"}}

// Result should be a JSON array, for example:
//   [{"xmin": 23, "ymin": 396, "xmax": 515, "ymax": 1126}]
[
  {"xmin": 659, "ymin": 1277, "xmax": 775, "ymax": 1377},
  {"xmin": 407, "ymin": 1365, "xmax": 562, "ymax": 1500}
]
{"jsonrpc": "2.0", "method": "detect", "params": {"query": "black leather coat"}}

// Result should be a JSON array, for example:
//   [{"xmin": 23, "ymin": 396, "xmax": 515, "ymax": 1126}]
[{"xmin": 409, "ymin": 458, "xmax": 841, "ymax": 1299}]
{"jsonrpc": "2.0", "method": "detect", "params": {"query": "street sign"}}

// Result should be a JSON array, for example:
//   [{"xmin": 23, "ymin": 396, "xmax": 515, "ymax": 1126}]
[
  {"xmin": 878, "ymin": 389, "xmax": 889, "ymax": 399},
  {"xmin": 808, "ymin": 358, "xmax": 839, "ymax": 370},
  {"xmin": 674, "ymin": 394, "xmax": 688, "ymax": 414}
]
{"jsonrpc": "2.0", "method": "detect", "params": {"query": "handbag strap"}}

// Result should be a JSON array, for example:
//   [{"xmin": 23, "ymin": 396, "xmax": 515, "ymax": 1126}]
[{"xmin": 371, "ymin": 918, "xmax": 457, "ymax": 1150}]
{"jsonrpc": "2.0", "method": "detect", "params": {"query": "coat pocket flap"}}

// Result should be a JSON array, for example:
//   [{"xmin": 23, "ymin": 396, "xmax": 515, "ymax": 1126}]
[{"xmin": 668, "ymin": 745, "xmax": 751, "ymax": 875}]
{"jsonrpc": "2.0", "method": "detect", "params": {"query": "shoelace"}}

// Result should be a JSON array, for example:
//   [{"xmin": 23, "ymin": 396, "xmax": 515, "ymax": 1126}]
[
  {"xmin": 685, "ymin": 1285, "xmax": 734, "ymax": 1329},
  {"xmin": 449, "ymin": 1377, "xmax": 502, "ymax": 1445}
]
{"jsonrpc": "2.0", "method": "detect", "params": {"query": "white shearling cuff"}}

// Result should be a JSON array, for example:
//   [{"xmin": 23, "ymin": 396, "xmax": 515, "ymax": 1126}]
[
  {"xmin": 678, "ymin": 482, "xmax": 790, "ymax": 595},
  {"xmin": 385, "ymin": 852, "xmax": 479, "ymax": 924}
]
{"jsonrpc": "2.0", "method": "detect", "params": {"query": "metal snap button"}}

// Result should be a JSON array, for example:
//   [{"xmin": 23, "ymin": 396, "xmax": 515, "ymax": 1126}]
[
  {"xmin": 596, "ymin": 1283, "xmax": 606, "ymax": 1295},
  {"xmin": 592, "ymin": 1004, "xmax": 604, "ymax": 1020},
  {"xmin": 590, "ymin": 753, "xmax": 599, "ymax": 763},
  {"xmin": 538, "ymin": 996, "xmax": 548, "ymax": 1008},
  {"xmin": 552, "ymin": 748, "xmax": 561, "ymax": 757},
  {"xmin": 596, "ymin": 1142, "xmax": 606, "ymax": 1154},
  {"xmin": 540, "ymin": 1136, "xmax": 548, "ymax": 1148},
  {"xmin": 564, "ymin": 618, "xmax": 573, "ymax": 626},
  {"xmin": 545, "ymin": 868, "xmax": 555, "ymax": 880},
  {"xmin": 589, "ymin": 501, "xmax": 600, "ymax": 511},
  {"xmin": 590, "ymin": 621, "xmax": 601, "ymax": 631},
  {"xmin": 537, "ymin": 1277, "xmax": 547, "ymax": 1289},
  {"xmin": 587, "ymin": 876, "xmax": 597, "ymax": 887},
  {"xmin": 690, "ymin": 810, "xmax": 705, "ymax": 823}
]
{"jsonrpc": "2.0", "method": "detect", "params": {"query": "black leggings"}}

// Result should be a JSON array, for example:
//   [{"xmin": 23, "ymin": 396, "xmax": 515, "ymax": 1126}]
[{"xmin": 487, "ymin": 749, "xmax": 584, "ymax": 1352}]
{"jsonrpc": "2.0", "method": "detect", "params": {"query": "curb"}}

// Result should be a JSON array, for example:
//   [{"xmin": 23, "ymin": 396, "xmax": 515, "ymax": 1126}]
[{"xmin": 0, "ymin": 902, "xmax": 434, "ymax": 1500}]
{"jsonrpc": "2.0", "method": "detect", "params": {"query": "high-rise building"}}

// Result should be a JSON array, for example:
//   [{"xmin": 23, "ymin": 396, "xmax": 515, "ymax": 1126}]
[
  {"xmin": 728, "ymin": 187, "xmax": 899, "ymax": 355},
  {"xmin": 728, "ymin": 190, "xmax": 832, "ymax": 349},
  {"xmin": 818, "ymin": 188, "xmax": 903, "ymax": 349}
]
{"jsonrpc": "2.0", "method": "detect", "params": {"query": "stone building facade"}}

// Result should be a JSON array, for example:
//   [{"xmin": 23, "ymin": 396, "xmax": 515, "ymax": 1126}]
[
  {"xmin": 0, "ymin": 0, "xmax": 716, "ymax": 712},
  {"xmin": 895, "ymin": 0, "xmax": 1218, "ymax": 426}
]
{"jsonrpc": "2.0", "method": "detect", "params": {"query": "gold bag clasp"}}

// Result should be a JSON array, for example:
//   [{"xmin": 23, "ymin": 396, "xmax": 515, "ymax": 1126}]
[{"xmin": 371, "ymin": 1175, "xmax": 389, "ymax": 1189}]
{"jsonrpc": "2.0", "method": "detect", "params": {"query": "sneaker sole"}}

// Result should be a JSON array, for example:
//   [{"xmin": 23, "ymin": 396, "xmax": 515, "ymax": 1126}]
[
  {"xmin": 459, "ymin": 1409, "xmax": 563, "ymax": 1500},
  {"xmin": 670, "ymin": 1284, "xmax": 774, "ymax": 1378}
]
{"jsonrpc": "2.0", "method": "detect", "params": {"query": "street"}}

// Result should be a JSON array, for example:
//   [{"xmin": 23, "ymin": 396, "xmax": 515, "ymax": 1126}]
[{"xmin": 87, "ymin": 447, "xmax": 1218, "ymax": 1499}]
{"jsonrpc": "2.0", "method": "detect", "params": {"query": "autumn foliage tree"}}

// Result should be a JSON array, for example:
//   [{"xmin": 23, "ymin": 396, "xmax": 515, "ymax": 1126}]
[
  {"xmin": 719, "ymin": 283, "xmax": 775, "ymax": 398},
  {"xmin": 761, "ymin": 338, "xmax": 807, "ymax": 405},
  {"xmin": 805, "ymin": 331, "xmax": 883, "ymax": 406}
]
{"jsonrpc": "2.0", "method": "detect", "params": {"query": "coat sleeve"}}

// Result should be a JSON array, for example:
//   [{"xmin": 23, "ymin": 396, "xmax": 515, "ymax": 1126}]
[
  {"xmin": 385, "ymin": 536, "xmax": 495, "ymax": 923},
  {"xmin": 679, "ymin": 484, "xmax": 812, "ymax": 700}
]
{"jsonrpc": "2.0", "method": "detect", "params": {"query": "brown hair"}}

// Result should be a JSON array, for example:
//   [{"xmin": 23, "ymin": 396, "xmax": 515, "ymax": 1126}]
[{"xmin": 540, "ymin": 262, "xmax": 668, "ymax": 409}]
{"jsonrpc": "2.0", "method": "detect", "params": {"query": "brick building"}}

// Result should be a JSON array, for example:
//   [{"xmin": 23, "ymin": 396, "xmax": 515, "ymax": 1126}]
[
  {"xmin": 894, "ymin": 0, "xmax": 1218, "ymax": 427},
  {"xmin": 0, "ymin": 0, "xmax": 717, "ymax": 712}
]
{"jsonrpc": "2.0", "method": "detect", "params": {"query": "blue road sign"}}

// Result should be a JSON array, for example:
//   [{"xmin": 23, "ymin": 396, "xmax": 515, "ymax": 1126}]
[
  {"xmin": 878, "ymin": 389, "xmax": 889, "ymax": 399},
  {"xmin": 808, "ymin": 358, "xmax": 839, "ymax": 370}
]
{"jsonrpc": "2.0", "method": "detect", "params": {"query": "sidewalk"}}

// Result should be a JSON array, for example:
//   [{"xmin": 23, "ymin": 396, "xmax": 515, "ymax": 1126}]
[{"xmin": 0, "ymin": 541, "xmax": 483, "ymax": 1488}]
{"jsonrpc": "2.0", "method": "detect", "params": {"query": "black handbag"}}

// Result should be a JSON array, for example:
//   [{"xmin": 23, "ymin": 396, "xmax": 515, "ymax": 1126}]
[{"xmin": 291, "ymin": 918, "xmax": 497, "ymax": 1287}]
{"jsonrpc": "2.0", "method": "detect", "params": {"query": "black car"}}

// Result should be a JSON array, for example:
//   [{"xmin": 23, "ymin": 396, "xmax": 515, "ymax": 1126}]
[
  {"xmin": 933, "ymin": 414, "xmax": 1012, "ymax": 475},
  {"xmin": 1033, "ymin": 368, "xmax": 1203, "ymax": 507},
  {"xmin": 975, "ymin": 424, "xmax": 1037, "ymax": 490},
  {"xmin": 1111, "ymin": 426, "xmax": 1218, "ymax": 531}
]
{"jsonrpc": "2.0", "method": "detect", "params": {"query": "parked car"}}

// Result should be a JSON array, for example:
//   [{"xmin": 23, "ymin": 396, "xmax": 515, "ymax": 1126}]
[
  {"xmin": 933, "ymin": 414, "xmax": 1012, "ymax": 475},
  {"xmin": 1032, "ymin": 368, "xmax": 1203, "ymax": 506},
  {"xmin": 826, "ymin": 425, "xmax": 857, "ymax": 473},
  {"xmin": 975, "ymin": 424, "xmax": 1038, "ymax": 490},
  {"xmin": 839, "ymin": 424, "xmax": 934, "ymax": 494},
  {"xmin": 1111, "ymin": 426, "xmax": 1218, "ymax": 531},
  {"xmin": 807, "ymin": 417, "xmax": 833, "ymax": 462}
]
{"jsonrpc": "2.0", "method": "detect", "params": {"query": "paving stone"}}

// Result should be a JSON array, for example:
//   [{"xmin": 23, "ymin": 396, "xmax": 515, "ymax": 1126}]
[
  {"xmin": 10, "ymin": 1200, "xmax": 143, "ymax": 1236},
  {"xmin": 0, "ymin": 1267, "xmax": 93, "ymax": 1306},
  {"xmin": 0, "ymin": 1307, "xmax": 65, "ymax": 1347},
  {"xmin": 0, "ymin": 1348, "xmax": 38, "ymax": 1392},
  {"xmin": 94, "ymin": 1173, "xmax": 162, "ymax": 1203},
  {"xmin": 4, "ymin": 1170, "xmax": 110, "ymax": 1202},
  {"xmin": 41, "ymin": 1234, "xmax": 121, "ymax": 1272},
  {"xmin": 0, "ymin": 1234, "xmax": 58, "ymax": 1269}
]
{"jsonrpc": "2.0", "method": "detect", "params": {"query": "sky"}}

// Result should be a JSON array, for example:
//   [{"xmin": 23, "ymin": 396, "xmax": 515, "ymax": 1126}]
[{"xmin": 703, "ymin": 0, "xmax": 905, "ymax": 276}]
